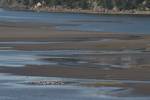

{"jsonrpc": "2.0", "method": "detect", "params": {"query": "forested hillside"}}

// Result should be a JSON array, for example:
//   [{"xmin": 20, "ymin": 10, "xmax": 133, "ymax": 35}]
[{"xmin": 0, "ymin": 0, "xmax": 150, "ymax": 11}]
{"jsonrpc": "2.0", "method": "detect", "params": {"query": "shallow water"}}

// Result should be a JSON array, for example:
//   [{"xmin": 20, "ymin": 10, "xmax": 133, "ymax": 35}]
[
  {"xmin": 0, "ymin": 8, "xmax": 150, "ymax": 99},
  {"xmin": 0, "ymin": 9, "xmax": 150, "ymax": 34},
  {"xmin": 0, "ymin": 49, "xmax": 149, "ymax": 68},
  {"xmin": 0, "ymin": 41, "xmax": 64, "ymax": 45},
  {"xmin": 0, "ymin": 73, "xmax": 150, "ymax": 100}
]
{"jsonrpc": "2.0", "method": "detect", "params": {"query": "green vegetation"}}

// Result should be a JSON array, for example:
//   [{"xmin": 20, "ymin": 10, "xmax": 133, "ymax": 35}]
[{"xmin": 0, "ymin": 0, "xmax": 150, "ymax": 11}]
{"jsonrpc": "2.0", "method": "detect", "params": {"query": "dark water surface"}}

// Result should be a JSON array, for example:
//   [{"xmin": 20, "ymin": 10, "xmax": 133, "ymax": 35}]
[{"xmin": 0, "ymin": 8, "xmax": 150, "ymax": 34}]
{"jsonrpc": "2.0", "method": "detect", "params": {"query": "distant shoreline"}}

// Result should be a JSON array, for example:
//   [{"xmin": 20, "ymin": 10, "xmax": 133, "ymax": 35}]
[
  {"xmin": 33, "ymin": 9, "xmax": 150, "ymax": 16},
  {"xmin": 2, "ymin": 7, "xmax": 150, "ymax": 16}
]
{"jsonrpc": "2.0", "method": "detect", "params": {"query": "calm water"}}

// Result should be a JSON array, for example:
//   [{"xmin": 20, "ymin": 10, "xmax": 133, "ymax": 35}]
[{"xmin": 0, "ymin": 9, "xmax": 150, "ymax": 34}]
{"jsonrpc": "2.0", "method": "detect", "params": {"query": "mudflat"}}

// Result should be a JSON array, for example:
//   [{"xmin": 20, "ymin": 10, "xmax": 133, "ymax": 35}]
[
  {"xmin": 0, "ymin": 21, "xmax": 150, "ymax": 80},
  {"xmin": 1, "ymin": 21, "xmax": 150, "ymax": 98}
]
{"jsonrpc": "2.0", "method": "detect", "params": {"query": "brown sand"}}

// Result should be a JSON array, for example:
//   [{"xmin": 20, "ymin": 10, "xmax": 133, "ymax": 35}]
[
  {"xmin": 0, "ymin": 65, "xmax": 150, "ymax": 81},
  {"xmin": 0, "ymin": 23, "xmax": 150, "ymax": 51}
]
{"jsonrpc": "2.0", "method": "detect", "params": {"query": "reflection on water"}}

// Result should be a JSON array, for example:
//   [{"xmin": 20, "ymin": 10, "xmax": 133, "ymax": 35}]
[
  {"xmin": 0, "ymin": 45, "xmax": 149, "ymax": 99},
  {"xmin": 0, "ymin": 73, "xmax": 150, "ymax": 100},
  {"xmin": 0, "ymin": 49, "xmax": 150, "ymax": 68},
  {"xmin": 0, "ymin": 50, "xmax": 51, "ymax": 67}
]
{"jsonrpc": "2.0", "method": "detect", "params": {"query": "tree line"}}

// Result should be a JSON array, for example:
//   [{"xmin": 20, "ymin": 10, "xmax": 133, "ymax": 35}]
[{"xmin": 0, "ymin": 0, "xmax": 150, "ymax": 10}]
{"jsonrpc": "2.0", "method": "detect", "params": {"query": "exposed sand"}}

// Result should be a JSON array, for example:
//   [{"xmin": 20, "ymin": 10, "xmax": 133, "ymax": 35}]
[
  {"xmin": 0, "ymin": 22, "xmax": 150, "ymax": 51},
  {"xmin": 0, "ymin": 65, "xmax": 150, "ymax": 81}
]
